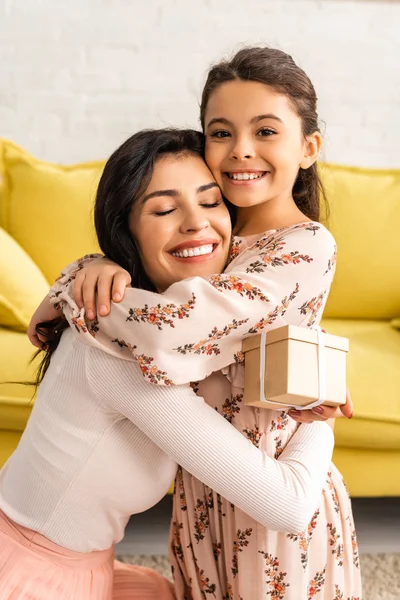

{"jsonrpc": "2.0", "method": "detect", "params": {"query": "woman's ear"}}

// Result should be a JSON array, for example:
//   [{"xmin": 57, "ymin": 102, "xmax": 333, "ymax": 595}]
[{"xmin": 300, "ymin": 131, "xmax": 322, "ymax": 169}]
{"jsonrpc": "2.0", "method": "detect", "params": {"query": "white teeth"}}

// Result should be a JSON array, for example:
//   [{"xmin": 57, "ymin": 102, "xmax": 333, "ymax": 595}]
[
  {"xmin": 172, "ymin": 244, "xmax": 214, "ymax": 258},
  {"xmin": 229, "ymin": 172, "xmax": 265, "ymax": 180}
]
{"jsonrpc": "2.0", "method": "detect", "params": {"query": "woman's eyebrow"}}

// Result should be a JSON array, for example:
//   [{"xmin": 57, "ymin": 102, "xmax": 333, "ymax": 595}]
[
  {"xmin": 197, "ymin": 182, "xmax": 219, "ymax": 194},
  {"xmin": 141, "ymin": 189, "xmax": 178, "ymax": 203},
  {"xmin": 142, "ymin": 182, "xmax": 219, "ymax": 204}
]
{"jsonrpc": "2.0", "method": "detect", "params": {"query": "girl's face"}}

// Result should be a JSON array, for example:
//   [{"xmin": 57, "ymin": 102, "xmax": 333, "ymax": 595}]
[
  {"xmin": 204, "ymin": 80, "xmax": 320, "ymax": 210},
  {"xmin": 129, "ymin": 153, "xmax": 232, "ymax": 292}
]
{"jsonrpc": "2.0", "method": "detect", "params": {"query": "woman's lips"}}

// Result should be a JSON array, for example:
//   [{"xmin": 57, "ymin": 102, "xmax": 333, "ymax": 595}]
[{"xmin": 169, "ymin": 242, "xmax": 220, "ymax": 263}]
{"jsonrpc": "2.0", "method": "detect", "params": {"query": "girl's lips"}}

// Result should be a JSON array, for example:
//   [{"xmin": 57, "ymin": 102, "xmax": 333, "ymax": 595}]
[{"xmin": 223, "ymin": 172, "xmax": 269, "ymax": 186}]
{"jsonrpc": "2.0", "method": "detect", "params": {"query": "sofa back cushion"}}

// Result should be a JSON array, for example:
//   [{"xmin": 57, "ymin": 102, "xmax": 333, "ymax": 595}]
[
  {"xmin": 1, "ymin": 140, "xmax": 399, "ymax": 319},
  {"xmin": 0, "ymin": 226, "xmax": 50, "ymax": 330},
  {"xmin": 321, "ymin": 163, "xmax": 400, "ymax": 319},
  {"xmin": 0, "ymin": 139, "xmax": 103, "ymax": 284}
]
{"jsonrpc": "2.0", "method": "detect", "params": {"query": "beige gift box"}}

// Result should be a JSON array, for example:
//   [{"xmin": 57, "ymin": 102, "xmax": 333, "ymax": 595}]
[{"xmin": 242, "ymin": 325, "xmax": 349, "ymax": 410}]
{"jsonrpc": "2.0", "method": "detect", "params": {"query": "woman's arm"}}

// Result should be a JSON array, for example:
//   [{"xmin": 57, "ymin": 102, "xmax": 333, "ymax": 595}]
[
  {"xmin": 50, "ymin": 223, "xmax": 336, "ymax": 386},
  {"xmin": 87, "ymin": 346, "xmax": 334, "ymax": 533}
]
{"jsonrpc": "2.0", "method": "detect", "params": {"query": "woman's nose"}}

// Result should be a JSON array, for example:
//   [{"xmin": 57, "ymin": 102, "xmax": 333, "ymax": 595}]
[{"xmin": 180, "ymin": 208, "xmax": 210, "ymax": 233}]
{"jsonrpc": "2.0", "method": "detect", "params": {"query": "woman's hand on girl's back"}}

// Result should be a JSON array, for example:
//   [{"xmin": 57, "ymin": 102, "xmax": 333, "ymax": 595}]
[{"xmin": 73, "ymin": 258, "xmax": 131, "ymax": 320}]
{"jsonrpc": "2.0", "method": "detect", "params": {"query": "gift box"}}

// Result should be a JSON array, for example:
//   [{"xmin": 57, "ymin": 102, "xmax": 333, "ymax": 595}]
[{"xmin": 242, "ymin": 325, "xmax": 349, "ymax": 410}]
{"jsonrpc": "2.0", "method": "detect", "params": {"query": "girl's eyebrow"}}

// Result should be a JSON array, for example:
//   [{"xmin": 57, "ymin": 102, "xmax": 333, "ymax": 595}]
[
  {"xmin": 206, "ymin": 114, "xmax": 283, "ymax": 129},
  {"xmin": 251, "ymin": 113, "xmax": 283, "ymax": 124},
  {"xmin": 142, "ymin": 182, "xmax": 219, "ymax": 204}
]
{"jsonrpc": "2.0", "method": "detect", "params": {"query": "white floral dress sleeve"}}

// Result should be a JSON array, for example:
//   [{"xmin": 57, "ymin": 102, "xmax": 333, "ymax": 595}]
[{"xmin": 50, "ymin": 222, "xmax": 336, "ymax": 385}]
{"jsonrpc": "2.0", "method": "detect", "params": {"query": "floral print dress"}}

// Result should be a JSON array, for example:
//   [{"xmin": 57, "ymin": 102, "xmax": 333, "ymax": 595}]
[{"xmin": 51, "ymin": 222, "xmax": 362, "ymax": 600}]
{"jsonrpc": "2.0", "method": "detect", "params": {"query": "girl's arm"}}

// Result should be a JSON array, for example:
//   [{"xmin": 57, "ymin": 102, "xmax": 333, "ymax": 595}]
[
  {"xmin": 50, "ymin": 223, "xmax": 336, "ymax": 385},
  {"xmin": 87, "ymin": 345, "xmax": 334, "ymax": 533}
]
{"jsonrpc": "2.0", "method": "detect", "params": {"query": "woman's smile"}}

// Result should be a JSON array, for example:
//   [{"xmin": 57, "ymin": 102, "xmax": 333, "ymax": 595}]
[{"xmin": 170, "ymin": 238, "xmax": 220, "ymax": 261}]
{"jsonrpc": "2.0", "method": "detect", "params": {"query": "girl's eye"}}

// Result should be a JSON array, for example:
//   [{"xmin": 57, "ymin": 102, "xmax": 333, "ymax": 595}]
[
  {"xmin": 210, "ymin": 130, "xmax": 231, "ymax": 139},
  {"xmin": 257, "ymin": 128, "xmax": 275, "ymax": 137},
  {"xmin": 153, "ymin": 208, "xmax": 175, "ymax": 217}
]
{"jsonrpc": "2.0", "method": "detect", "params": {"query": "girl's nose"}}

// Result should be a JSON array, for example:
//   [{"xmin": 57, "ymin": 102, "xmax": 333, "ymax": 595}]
[{"xmin": 229, "ymin": 136, "xmax": 255, "ymax": 161}]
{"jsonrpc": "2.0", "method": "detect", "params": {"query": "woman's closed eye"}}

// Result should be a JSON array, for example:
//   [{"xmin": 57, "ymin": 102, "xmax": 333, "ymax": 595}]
[
  {"xmin": 201, "ymin": 199, "xmax": 223, "ymax": 209},
  {"xmin": 152, "ymin": 208, "xmax": 176, "ymax": 217}
]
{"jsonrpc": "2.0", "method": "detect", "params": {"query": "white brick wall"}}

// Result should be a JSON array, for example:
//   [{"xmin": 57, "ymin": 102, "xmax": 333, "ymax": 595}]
[{"xmin": 1, "ymin": 0, "xmax": 399, "ymax": 167}]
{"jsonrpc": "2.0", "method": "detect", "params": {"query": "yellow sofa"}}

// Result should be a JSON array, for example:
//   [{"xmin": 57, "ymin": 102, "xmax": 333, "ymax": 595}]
[{"xmin": 1, "ymin": 139, "xmax": 399, "ymax": 496}]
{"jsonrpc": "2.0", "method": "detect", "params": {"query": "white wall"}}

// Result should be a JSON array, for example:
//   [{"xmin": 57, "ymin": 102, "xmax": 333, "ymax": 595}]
[{"xmin": 1, "ymin": 0, "xmax": 399, "ymax": 167}]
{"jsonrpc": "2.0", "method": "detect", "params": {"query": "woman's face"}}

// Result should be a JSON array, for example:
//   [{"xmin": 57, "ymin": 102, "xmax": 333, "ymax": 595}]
[
  {"xmin": 204, "ymin": 80, "xmax": 320, "ymax": 209},
  {"xmin": 129, "ymin": 153, "xmax": 232, "ymax": 292}
]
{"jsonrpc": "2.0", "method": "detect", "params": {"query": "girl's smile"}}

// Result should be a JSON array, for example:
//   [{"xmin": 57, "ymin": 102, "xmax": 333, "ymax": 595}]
[
  {"xmin": 224, "ymin": 169, "xmax": 270, "ymax": 185},
  {"xmin": 204, "ymin": 80, "xmax": 321, "ymax": 234}
]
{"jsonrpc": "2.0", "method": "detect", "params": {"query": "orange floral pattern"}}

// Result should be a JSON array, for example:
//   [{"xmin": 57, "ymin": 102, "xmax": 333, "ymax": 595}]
[
  {"xmin": 247, "ymin": 284, "xmax": 300, "ymax": 335},
  {"xmin": 193, "ymin": 496, "xmax": 213, "ymax": 543},
  {"xmin": 242, "ymin": 424, "xmax": 262, "ymax": 447},
  {"xmin": 258, "ymin": 551, "xmax": 290, "ymax": 599},
  {"xmin": 247, "ymin": 235, "xmax": 313, "ymax": 274},
  {"xmin": 324, "ymin": 247, "xmax": 337, "ymax": 276},
  {"xmin": 270, "ymin": 410, "xmax": 290, "ymax": 432},
  {"xmin": 326, "ymin": 472, "xmax": 341, "ymax": 513},
  {"xmin": 333, "ymin": 584, "xmax": 361, "ymax": 600},
  {"xmin": 111, "ymin": 338, "xmax": 173, "ymax": 385},
  {"xmin": 287, "ymin": 509, "xmax": 320, "ymax": 570},
  {"xmin": 174, "ymin": 318, "xmax": 249, "ymax": 356},
  {"xmin": 221, "ymin": 393, "xmax": 243, "ymax": 424},
  {"xmin": 126, "ymin": 293, "xmax": 196, "ymax": 330},
  {"xmin": 230, "ymin": 238, "xmax": 243, "ymax": 260},
  {"xmin": 232, "ymin": 529, "xmax": 253, "ymax": 577},
  {"xmin": 176, "ymin": 467, "xmax": 187, "ymax": 512},
  {"xmin": 327, "ymin": 523, "xmax": 344, "ymax": 567},
  {"xmin": 209, "ymin": 274, "xmax": 270, "ymax": 302},
  {"xmin": 299, "ymin": 291, "xmax": 328, "ymax": 327},
  {"xmin": 307, "ymin": 567, "xmax": 326, "ymax": 599}
]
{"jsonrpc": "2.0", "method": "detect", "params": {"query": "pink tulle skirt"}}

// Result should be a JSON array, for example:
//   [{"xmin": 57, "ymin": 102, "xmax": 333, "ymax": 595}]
[{"xmin": 0, "ymin": 510, "xmax": 175, "ymax": 600}]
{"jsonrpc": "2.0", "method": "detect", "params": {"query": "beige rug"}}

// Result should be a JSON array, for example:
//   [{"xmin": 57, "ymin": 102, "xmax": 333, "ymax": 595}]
[{"xmin": 117, "ymin": 553, "xmax": 400, "ymax": 600}]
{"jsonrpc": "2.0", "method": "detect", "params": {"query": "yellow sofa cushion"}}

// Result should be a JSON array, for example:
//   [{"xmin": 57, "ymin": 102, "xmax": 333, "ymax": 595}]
[
  {"xmin": 0, "ymin": 329, "xmax": 40, "ymax": 431},
  {"xmin": 0, "ymin": 226, "xmax": 50, "ymax": 330},
  {"xmin": 321, "ymin": 318, "xmax": 400, "ymax": 450},
  {"xmin": 0, "ymin": 139, "xmax": 103, "ymax": 284},
  {"xmin": 321, "ymin": 164, "xmax": 400, "ymax": 320}
]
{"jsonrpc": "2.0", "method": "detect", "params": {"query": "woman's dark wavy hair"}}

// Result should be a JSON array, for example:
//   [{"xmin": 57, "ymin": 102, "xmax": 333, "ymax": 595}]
[
  {"xmin": 33, "ymin": 128, "xmax": 206, "ymax": 390},
  {"xmin": 200, "ymin": 46, "xmax": 328, "ymax": 222}
]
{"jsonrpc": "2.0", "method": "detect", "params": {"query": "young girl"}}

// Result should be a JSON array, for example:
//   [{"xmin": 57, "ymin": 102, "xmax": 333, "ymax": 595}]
[
  {"xmin": 30, "ymin": 48, "xmax": 361, "ymax": 599},
  {"xmin": 0, "ymin": 129, "xmax": 335, "ymax": 600}
]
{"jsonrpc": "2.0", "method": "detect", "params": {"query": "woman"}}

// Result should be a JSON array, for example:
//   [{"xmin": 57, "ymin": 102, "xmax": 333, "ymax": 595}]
[
  {"xmin": 0, "ymin": 128, "xmax": 335, "ymax": 600},
  {"xmin": 44, "ymin": 48, "xmax": 361, "ymax": 599}
]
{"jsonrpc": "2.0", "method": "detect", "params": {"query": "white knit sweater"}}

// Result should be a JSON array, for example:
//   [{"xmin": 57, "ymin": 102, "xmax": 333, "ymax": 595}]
[{"xmin": 0, "ymin": 328, "xmax": 333, "ymax": 553}]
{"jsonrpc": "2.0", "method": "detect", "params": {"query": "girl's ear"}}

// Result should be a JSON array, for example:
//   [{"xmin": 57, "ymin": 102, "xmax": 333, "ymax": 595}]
[{"xmin": 300, "ymin": 131, "xmax": 322, "ymax": 169}]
